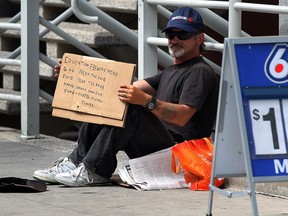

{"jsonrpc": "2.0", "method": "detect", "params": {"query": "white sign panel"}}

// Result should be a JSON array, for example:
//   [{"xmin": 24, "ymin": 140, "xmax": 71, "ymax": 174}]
[{"xmin": 249, "ymin": 99, "xmax": 287, "ymax": 155}]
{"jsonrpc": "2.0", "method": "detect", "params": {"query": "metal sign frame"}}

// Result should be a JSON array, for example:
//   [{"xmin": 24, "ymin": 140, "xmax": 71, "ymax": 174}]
[{"xmin": 206, "ymin": 36, "xmax": 288, "ymax": 216}]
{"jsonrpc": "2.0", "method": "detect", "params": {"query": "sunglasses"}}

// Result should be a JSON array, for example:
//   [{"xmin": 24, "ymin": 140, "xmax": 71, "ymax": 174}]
[{"xmin": 165, "ymin": 31, "xmax": 199, "ymax": 40}]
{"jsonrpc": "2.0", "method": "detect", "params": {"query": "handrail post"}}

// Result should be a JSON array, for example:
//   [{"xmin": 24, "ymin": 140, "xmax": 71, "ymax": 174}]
[
  {"xmin": 138, "ymin": 0, "xmax": 158, "ymax": 79},
  {"xmin": 229, "ymin": 0, "xmax": 242, "ymax": 37},
  {"xmin": 20, "ymin": 0, "xmax": 40, "ymax": 139}
]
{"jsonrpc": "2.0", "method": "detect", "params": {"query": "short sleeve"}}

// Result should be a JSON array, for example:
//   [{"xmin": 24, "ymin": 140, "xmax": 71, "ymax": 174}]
[{"xmin": 180, "ymin": 65, "xmax": 217, "ymax": 110}]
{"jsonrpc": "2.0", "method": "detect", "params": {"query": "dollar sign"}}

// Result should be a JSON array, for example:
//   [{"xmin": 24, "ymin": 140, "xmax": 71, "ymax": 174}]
[{"xmin": 253, "ymin": 109, "xmax": 260, "ymax": 121}]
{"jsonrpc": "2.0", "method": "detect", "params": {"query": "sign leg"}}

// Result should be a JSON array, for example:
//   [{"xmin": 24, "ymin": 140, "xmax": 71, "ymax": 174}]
[{"xmin": 206, "ymin": 188, "xmax": 214, "ymax": 216}]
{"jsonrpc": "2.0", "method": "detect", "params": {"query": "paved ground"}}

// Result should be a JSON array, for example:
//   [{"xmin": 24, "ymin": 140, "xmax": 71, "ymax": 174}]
[{"xmin": 0, "ymin": 127, "xmax": 288, "ymax": 216}]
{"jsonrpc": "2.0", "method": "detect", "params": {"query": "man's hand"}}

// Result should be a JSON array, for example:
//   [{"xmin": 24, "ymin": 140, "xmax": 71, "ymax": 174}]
[
  {"xmin": 118, "ymin": 84, "xmax": 197, "ymax": 126},
  {"xmin": 118, "ymin": 84, "xmax": 151, "ymax": 107},
  {"xmin": 53, "ymin": 60, "xmax": 62, "ymax": 79}
]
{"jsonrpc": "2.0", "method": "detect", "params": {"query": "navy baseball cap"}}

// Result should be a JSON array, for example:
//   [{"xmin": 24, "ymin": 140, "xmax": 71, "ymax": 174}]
[{"xmin": 162, "ymin": 7, "xmax": 204, "ymax": 33}]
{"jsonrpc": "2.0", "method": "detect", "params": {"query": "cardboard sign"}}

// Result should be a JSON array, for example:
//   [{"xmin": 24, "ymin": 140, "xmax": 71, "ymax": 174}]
[{"xmin": 52, "ymin": 53, "xmax": 136, "ymax": 127}]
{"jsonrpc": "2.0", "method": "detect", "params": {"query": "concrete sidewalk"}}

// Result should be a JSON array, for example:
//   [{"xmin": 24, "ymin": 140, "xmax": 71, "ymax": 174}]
[{"xmin": 0, "ymin": 127, "xmax": 288, "ymax": 216}]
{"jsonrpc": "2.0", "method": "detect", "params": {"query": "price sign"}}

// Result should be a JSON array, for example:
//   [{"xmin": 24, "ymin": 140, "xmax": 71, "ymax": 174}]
[
  {"xmin": 208, "ymin": 37, "xmax": 288, "ymax": 216},
  {"xmin": 234, "ymin": 40, "xmax": 288, "ymax": 178},
  {"xmin": 248, "ymin": 99, "xmax": 287, "ymax": 156}
]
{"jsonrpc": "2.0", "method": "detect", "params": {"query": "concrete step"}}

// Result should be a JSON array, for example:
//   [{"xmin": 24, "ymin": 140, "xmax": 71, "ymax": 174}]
[
  {"xmin": 0, "ymin": 19, "xmax": 138, "ymax": 60},
  {"xmin": 0, "ymin": 88, "xmax": 52, "ymax": 115},
  {"xmin": 10, "ymin": 0, "xmax": 138, "ymax": 14},
  {"xmin": 0, "ymin": 51, "xmax": 57, "ymax": 80},
  {"xmin": 42, "ymin": 22, "xmax": 127, "ymax": 55},
  {"xmin": 0, "ymin": 19, "xmax": 137, "ymax": 81},
  {"xmin": 42, "ymin": 0, "xmax": 138, "ymax": 13},
  {"xmin": 0, "ymin": 1, "xmax": 138, "ymax": 124},
  {"xmin": 1, "ymin": 0, "xmax": 138, "ymax": 59},
  {"xmin": 8, "ymin": 0, "xmax": 138, "ymax": 28},
  {"xmin": 0, "ymin": 0, "xmax": 138, "ymax": 82},
  {"xmin": 0, "ymin": 20, "xmax": 127, "ymax": 51}
]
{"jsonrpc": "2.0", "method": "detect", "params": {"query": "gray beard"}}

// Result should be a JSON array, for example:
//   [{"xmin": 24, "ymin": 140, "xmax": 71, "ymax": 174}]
[{"xmin": 169, "ymin": 47, "xmax": 185, "ymax": 58}]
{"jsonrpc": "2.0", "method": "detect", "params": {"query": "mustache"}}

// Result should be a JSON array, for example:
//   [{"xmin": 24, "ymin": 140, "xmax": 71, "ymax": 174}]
[{"xmin": 169, "ymin": 44, "xmax": 183, "ymax": 50}]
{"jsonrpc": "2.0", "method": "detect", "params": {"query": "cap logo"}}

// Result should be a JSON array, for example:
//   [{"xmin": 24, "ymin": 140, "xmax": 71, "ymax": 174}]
[
  {"xmin": 171, "ymin": 16, "xmax": 194, "ymax": 23},
  {"xmin": 187, "ymin": 17, "xmax": 194, "ymax": 23}
]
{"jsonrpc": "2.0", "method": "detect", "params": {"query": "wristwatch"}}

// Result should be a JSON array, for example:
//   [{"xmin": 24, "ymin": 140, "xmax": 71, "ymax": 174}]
[{"xmin": 146, "ymin": 96, "xmax": 157, "ymax": 111}]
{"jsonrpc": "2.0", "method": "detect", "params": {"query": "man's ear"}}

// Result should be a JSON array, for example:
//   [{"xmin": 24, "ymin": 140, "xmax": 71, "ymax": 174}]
[{"xmin": 196, "ymin": 33, "xmax": 205, "ymax": 46}]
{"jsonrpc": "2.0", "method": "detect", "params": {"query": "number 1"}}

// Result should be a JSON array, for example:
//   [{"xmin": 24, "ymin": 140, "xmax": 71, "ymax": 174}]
[{"xmin": 263, "ymin": 108, "xmax": 280, "ymax": 150}]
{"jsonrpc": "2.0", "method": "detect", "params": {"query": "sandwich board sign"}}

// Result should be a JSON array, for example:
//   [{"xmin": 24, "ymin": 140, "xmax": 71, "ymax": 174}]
[{"xmin": 207, "ymin": 36, "xmax": 288, "ymax": 216}]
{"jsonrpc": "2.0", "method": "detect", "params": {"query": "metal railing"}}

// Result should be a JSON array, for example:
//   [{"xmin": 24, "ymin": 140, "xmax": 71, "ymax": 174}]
[
  {"xmin": 138, "ymin": 0, "xmax": 288, "ymax": 79},
  {"xmin": 0, "ymin": 0, "xmax": 287, "ymax": 138}
]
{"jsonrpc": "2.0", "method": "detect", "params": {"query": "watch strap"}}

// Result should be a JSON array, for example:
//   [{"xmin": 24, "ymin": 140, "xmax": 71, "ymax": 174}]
[{"xmin": 145, "ymin": 96, "xmax": 156, "ymax": 111}]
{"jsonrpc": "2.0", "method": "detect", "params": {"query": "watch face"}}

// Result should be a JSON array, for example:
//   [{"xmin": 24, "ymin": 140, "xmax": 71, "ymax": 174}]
[{"xmin": 148, "ymin": 102, "xmax": 155, "ymax": 110}]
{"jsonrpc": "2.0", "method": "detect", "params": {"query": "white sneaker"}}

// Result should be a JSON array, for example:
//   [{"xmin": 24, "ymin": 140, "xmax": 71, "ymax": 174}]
[
  {"xmin": 33, "ymin": 157, "xmax": 76, "ymax": 183},
  {"xmin": 55, "ymin": 163, "xmax": 109, "ymax": 187}
]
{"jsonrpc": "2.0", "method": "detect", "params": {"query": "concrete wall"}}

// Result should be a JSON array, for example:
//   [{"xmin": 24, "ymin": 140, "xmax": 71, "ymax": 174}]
[{"xmin": 279, "ymin": 0, "xmax": 288, "ymax": 35}]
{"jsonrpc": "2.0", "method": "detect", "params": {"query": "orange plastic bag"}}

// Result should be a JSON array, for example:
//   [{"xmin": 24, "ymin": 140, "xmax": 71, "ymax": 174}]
[{"xmin": 171, "ymin": 137, "xmax": 224, "ymax": 191}]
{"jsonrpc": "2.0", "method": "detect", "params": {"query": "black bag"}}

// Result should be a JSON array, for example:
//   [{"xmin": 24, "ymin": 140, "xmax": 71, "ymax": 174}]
[{"xmin": 0, "ymin": 177, "xmax": 47, "ymax": 193}]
